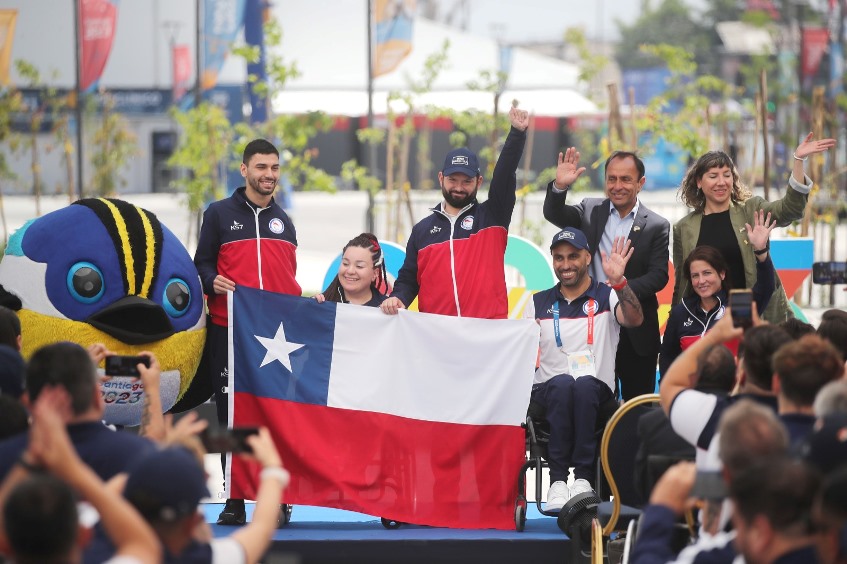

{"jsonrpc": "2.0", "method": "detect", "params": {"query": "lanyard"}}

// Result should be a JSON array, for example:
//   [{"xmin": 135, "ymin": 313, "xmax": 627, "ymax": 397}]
[{"xmin": 553, "ymin": 298, "xmax": 595, "ymax": 349}]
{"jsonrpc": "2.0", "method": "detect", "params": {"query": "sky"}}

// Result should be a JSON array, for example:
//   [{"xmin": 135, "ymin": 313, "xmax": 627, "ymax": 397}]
[{"xmin": 455, "ymin": 0, "xmax": 708, "ymax": 43}]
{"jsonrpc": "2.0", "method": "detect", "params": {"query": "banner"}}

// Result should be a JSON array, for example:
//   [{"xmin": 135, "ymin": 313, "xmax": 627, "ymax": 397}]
[
  {"xmin": 373, "ymin": 0, "xmax": 415, "ymax": 78},
  {"xmin": 80, "ymin": 0, "xmax": 118, "ymax": 92},
  {"xmin": 201, "ymin": 0, "xmax": 245, "ymax": 91},
  {"xmin": 172, "ymin": 44, "xmax": 192, "ymax": 102},
  {"xmin": 0, "ymin": 10, "xmax": 17, "ymax": 86},
  {"xmin": 227, "ymin": 286, "xmax": 538, "ymax": 530},
  {"xmin": 802, "ymin": 27, "xmax": 829, "ymax": 79}
]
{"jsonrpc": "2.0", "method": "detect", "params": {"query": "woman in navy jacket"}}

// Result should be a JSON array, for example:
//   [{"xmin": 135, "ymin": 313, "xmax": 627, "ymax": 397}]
[{"xmin": 659, "ymin": 210, "xmax": 777, "ymax": 377}]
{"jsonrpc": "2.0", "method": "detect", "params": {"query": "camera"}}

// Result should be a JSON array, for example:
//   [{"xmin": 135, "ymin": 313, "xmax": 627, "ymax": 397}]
[
  {"xmin": 812, "ymin": 261, "xmax": 847, "ymax": 285},
  {"xmin": 728, "ymin": 289, "xmax": 753, "ymax": 330},
  {"xmin": 104, "ymin": 355, "xmax": 151, "ymax": 377},
  {"xmin": 200, "ymin": 427, "xmax": 260, "ymax": 454}
]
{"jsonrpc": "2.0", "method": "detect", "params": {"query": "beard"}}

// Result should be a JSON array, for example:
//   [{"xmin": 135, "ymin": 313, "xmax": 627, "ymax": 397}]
[
  {"xmin": 441, "ymin": 184, "xmax": 478, "ymax": 210},
  {"xmin": 248, "ymin": 176, "xmax": 276, "ymax": 196}
]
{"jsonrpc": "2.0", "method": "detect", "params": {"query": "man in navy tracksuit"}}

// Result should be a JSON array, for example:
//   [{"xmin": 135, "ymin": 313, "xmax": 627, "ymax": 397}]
[
  {"xmin": 380, "ymin": 107, "xmax": 529, "ymax": 319},
  {"xmin": 194, "ymin": 138, "xmax": 301, "ymax": 526}
]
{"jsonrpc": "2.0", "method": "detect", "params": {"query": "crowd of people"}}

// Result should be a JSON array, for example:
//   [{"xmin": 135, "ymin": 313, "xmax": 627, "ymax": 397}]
[{"xmin": 0, "ymin": 119, "xmax": 845, "ymax": 563}]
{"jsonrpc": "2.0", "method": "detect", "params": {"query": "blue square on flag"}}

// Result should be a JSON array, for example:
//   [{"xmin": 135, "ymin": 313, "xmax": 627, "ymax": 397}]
[{"xmin": 231, "ymin": 286, "xmax": 335, "ymax": 405}]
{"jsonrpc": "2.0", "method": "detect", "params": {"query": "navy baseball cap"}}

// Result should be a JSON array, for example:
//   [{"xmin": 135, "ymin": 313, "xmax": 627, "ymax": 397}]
[
  {"xmin": 550, "ymin": 228, "xmax": 591, "ymax": 253},
  {"xmin": 442, "ymin": 148, "xmax": 480, "ymax": 177},
  {"xmin": 124, "ymin": 447, "xmax": 209, "ymax": 521}
]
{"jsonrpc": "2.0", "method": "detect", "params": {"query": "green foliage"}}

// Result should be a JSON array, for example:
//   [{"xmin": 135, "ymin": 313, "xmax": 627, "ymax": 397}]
[
  {"xmin": 615, "ymin": 0, "xmax": 714, "ymax": 71},
  {"xmin": 89, "ymin": 94, "xmax": 138, "ymax": 197},
  {"xmin": 341, "ymin": 158, "xmax": 382, "ymax": 196},
  {"xmin": 167, "ymin": 102, "xmax": 232, "ymax": 213},
  {"xmin": 635, "ymin": 43, "xmax": 737, "ymax": 159},
  {"xmin": 564, "ymin": 27, "xmax": 609, "ymax": 91}
]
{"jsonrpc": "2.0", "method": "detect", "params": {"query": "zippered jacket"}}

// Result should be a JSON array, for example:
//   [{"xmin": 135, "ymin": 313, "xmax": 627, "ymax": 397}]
[
  {"xmin": 194, "ymin": 187, "xmax": 301, "ymax": 327},
  {"xmin": 659, "ymin": 254, "xmax": 775, "ymax": 377},
  {"xmin": 390, "ymin": 127, "xmax": 526, "ymax": 319}
]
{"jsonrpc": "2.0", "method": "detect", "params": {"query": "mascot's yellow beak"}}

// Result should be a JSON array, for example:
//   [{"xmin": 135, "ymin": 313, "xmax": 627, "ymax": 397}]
[{"xmin": 19, "ymin": 309, "xmax": 206, "ymax": 401}]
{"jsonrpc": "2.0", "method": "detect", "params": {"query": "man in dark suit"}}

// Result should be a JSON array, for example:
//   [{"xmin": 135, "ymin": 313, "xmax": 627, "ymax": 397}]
[{"xmin": 543, "ymin": 148, "xmax": 670, "ymax": 400}]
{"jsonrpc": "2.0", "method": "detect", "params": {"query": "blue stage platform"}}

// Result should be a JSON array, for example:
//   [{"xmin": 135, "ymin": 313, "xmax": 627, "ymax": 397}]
[{"xmin": 203, "ymin": 502, "xmax": 570, "ymax": 563}]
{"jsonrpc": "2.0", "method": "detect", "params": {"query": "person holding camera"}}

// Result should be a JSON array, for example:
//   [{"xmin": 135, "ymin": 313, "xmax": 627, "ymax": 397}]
[
  {"xmin": 672, "ymin": 134, "xmax": 835, "ymax": 324},
  {"xmin": 659, "ymin": 210, "xmax": 777, "ymax": 378}
]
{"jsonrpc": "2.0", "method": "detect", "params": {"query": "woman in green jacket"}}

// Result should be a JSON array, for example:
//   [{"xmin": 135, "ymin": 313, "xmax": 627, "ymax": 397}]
[{"xmin": 672, "ymin": 133, "xmax": 835, "ymax": 323}]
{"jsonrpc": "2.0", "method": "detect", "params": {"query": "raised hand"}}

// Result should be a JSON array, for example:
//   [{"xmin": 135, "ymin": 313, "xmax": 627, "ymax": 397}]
[
  {"xmin": 509, "ymin": 107, "xmax": 530, "ymax": 132},
  {"xmin": 794, "ymin": 132, "xmax": 836, "ymax": 159},
  {"xmin": 554, "ymin": 147, "xmax": 586, "ymax": 189},
  {"xmin": 745, "ymin": 209, "xmax": 776, "ymax": 252},
  {"xmin": 600, "ymin": 236, "xmax": 634, "ymax": 285}
]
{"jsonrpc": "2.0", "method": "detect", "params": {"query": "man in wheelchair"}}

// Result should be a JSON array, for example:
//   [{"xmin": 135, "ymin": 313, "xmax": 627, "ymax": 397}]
[{"xmin": 523, "ymin": 228, "xmax": 643, "ymax": 511}]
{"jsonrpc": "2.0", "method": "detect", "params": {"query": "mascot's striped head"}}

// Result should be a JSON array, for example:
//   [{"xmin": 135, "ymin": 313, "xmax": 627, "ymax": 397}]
[{"xmin": 0, "ymin": 198, "xmax": 206, "ymax": 425}]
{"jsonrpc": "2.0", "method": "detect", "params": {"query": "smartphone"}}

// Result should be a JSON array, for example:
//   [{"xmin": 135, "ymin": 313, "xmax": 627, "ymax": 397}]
[
  {"xmin": 104, "ymin": 355, "xmax": 150, "ymax": 377},
  {"xmin": 812, "ymin": 261, "xmax": 847, "ymax": 285},
  {"xmin": 728, "ymin": 289, "xmax": 753, "ymax": 330},
  {"xmin": 200, "ymin": 427, "xmax": 259, "ymax": 454}
]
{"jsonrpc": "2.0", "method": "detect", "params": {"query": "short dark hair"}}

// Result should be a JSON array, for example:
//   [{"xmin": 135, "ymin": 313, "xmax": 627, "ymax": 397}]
[
  {"xmin": 695, "ymin": 345, "xmax": 736, "ymax": 394},
  {"xmin": 26, "ymin": 342, "xmax": 98, "ymax": 415},
  {"xmin": 718, "ymin": 399, "xmax": 788, "ymax": 475},
  {"xmin": 730, "ymin": 457, "xmax": 819, "ymax": 535},
  {"xmin": 738, "ymin": 325, "xmax": 792, "ymax": 391},
  {"xmin": 0, "ymin": 395, "xmax": 29, "ymax": 440},
  {"xmin": 0, "ymin": 305, "xmax": 21, "ymax": 349},
  {"xmin": 773, "ymin": 335, "xmax": 844, "ymax": 407},
  {"xmin": 778, "ymin": 318, "xmax": 816, "ymax": 340},
  {"xmin": 3, "ymin": 474, "xmax": 79, "ymax": 563},
  {"xmin": 243, "ymin": 139, "xmax": 279, "ymax": 165},
  {"xmin": 817, "ymin": 311, "xmax": 847, "ymax": 362},
  {"xmin": 604, "ymin": 151, "xmax": 645, "ymax": 181},
  {"xmin": 682, "ymin": 246, "xmax": 731, "ymax": 297}
]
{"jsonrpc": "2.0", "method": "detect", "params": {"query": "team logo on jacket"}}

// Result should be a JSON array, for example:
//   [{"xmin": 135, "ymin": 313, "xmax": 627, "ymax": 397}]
[
  {"xmin": 269, "ymin": 218, "xmax": 284, "ymax": 234},
  {"xmin": 683, "ymin": 317, "xmax": 693, "ymax": 327},
  {"xmin": 460, "ymin": 216, "xmax": 474, "ymax": 230},
  {"xmin": 430, "ymin": 226, "xmax": 441, "ymax": 234},
  {"xmin": 715, "ymin": 306, "xmax": 726, "ymax": 320},
  {"xmin": 582, "ymin": 300, "xmax": 597, "ymax": 316},
  {"xmin": 230, "ymin": 220, "xmax": 243, "ymax": 231}
]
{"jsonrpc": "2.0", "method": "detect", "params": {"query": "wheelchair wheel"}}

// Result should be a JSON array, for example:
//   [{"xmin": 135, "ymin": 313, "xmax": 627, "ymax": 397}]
[
  {"xmin": 277, "ymin": 504, "xmax": 293, "ymax": 528},
  {"xmin": 381, "ymin": 517, "xmax": 403, "ymax": 529}
]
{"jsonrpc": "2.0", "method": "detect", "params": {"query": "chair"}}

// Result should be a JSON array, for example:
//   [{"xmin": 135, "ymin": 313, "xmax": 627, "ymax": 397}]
[
  {"xmin": 516, "ymin": 394, "xmax": 619, "ymax": 529},
  {"xmin": 597, "ymin": 393, "xmax": 662, "ymax": 536}
]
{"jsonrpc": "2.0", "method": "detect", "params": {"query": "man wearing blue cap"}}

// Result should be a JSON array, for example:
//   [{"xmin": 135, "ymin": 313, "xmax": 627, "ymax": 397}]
[
  {"xmin": 381, "ymin": 106, "xmax": 529, "ymax": 319},
  {"xmin": 543, "ymin": 149, "xmax": 670, "ymax": 401},
  {"xmin": 524, "ymin": 227, "xmax": 643, "ymax": 510}
]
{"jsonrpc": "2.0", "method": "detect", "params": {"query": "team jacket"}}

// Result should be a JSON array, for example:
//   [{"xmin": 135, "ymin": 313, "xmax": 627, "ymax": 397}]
[
  {"xmin": 194, "ymin": 187, "xmax": 301, "ymax": 327},
  {"xmin": 658, "ymin": 255, "xmax": 775, "ymax": 376},
  {"xmin": 390, "ymin": 127, "xmax": 526, "ymax": 319}
]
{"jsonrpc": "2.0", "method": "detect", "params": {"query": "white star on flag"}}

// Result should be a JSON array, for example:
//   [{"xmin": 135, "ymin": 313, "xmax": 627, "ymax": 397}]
[{"xmin": 254, "ymin": 322, "xmax": 305, "ymax": 371}]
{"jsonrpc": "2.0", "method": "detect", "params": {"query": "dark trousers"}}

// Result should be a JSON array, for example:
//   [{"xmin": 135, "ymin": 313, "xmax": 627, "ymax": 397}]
[
  {"xmin": 531, "ymin": 374, "xmax": 613, "ymax": 484},
  {"xmin": 615, "ymin": 330, "xmax": 659, "ymax": 401},
  {"xmin": 205, "ymin": 322, "xmax": 235, "ymax": 495}
]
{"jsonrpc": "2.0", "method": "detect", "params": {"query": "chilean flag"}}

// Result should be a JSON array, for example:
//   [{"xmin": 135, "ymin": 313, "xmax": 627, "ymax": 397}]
[{"xmin": 226, "ymin": 286, "xmax": 538, "ymax": 530}]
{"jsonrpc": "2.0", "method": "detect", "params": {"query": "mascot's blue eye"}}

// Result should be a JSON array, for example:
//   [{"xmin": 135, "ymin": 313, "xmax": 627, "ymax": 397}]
[
  {"xmin": 67, "ymin": 262, "xmax": 104, "ymax": 303},
  {"xmin": 163, "ymin": 278, "xmax": 190, "ymax": 317}
]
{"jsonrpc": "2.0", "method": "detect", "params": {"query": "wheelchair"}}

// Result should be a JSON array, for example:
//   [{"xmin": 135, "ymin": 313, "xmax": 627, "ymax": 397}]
[{"xmin": 515, "ymin": 393, "xmax": 619, "ymax": 531}]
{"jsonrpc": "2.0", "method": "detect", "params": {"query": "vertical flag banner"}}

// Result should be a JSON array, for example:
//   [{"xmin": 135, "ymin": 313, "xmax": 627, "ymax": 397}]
[
  {"xmin": 802, "ymin": 27, "xmax": 829, "ymax": 79},
  {"xmin": 79, "ymin": 0, "xmax": 118, "ymax": 92},
  {"xmin": 201, "ymin": 0, "xmax": 246, "ymax": 91},
  {"xmin": 373, "ymin": 0, "xmax": 415, "ymax": 78},
  {"xmin": 172, "ymin": 44, "xmax": 192, "ymax": 101},
  {"xmin": 0, "ymin": 10, "xmax": 17, "ymax": 86},
  {"xmin": 227, "ymin": 286, "xmax": 538, "ymax": 530}
]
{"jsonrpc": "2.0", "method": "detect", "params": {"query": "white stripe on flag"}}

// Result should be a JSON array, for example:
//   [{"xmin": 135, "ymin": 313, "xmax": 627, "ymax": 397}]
[{"xmin": 327, "ymin": 305, "xmax": 539, "ymax": 426}]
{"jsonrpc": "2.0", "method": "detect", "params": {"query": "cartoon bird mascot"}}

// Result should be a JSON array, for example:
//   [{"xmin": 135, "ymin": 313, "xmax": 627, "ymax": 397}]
[{"xmin": 0, "ymin": 198, "xmax": 207, "ymax": 426}]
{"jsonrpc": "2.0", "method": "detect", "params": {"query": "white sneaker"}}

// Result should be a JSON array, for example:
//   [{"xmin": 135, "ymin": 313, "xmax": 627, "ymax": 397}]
[
  {"xmin": 570, "ymin": 478, "xmax": 594, "ymax": 498},
  {"xmin": 545, "ymin": 480, "xmax": 570, "ymax": 512}
]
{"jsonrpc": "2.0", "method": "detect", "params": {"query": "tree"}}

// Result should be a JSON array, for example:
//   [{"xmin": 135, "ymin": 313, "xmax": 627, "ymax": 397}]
[
  {"xmin": 167, "ymin": 102, "xmax": 232, "ymax": 246},
  {"xmin": 615, "ymin": 0, "xmax": 715, "ymax": 73},
  {"xmin": 88, "ymin": 92, "xmax": 138, "ymax": 197}
]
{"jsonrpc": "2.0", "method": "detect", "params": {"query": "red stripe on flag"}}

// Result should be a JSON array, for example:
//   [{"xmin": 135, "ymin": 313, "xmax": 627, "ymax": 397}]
[{"xmin": 231, "ymin": 393, "xmax": 526, "ymax": 530}]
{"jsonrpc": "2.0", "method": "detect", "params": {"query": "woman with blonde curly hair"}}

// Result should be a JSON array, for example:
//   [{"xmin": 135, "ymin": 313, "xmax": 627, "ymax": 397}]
[{"xmin": 672, "ymin": 133, "xmax": 835, "ymax": 323}]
